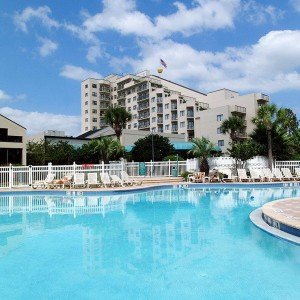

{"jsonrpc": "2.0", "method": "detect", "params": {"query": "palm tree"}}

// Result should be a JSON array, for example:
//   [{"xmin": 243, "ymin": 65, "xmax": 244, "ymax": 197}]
[
  {"xmin": 92, "ymin": 137, "xmax": 124, "ymax": 163},
  {"xmin": 188, "ymin": 137, "xmax": 215, "ymax": 175},
  {"xmin": 220, "ymin": 116, "xmax": 246, "ymax": 144},
  {"xmin": 252, "ymin": 104, "xmax": 278, "ymax": 168},
  {"xmin": 104, "ymin": 106, "xmax": 132, "ymax": 140}
]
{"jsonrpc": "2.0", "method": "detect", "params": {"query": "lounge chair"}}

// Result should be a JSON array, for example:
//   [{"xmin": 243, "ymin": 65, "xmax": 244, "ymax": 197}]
[
  {"xmin": 120, "ymin": 171, "xmax": 142, "ymax": 185},
  {"xmin": 110, "ymin": 174, "xmax": 124, "ymax": 186},
  {"xmin": 100, "ymin": 173, "xmax": 113, "ymax": 188},
  {"xmin": 281, "ymin": 168, "xmax": 298, "ymax": 181},
  {"xmin": 249, "ymin": 169, "xmax": 263, "ymax": 182},
  {"xmin": 188, "ymin": 172, "xmax": 206, "ymax": 183},
  {"xmin": 87, "ymin": 173, "xmax": 101, "ymax": 188},
  {"xmin": 237, "ymin": 169, "xmax": 252, "ymax": 182},
  {"xmin": 295, "ymin": 167, "xmax": 300, "ymax": 178},
  {"xmin": 220, "ymin": 169, "xmax": 237, "ymax": 183},
  {"xmin": 261, "ymin": 168, "xmax": 278, "ymax": 182},
  {"xmin": 73, "ymin": 173, "xmax": 86, "ymax": 188},
  {"xmin": 273, "ymin": 168, "xmax": 290, "ymax": 181},
  {"xmin": 32, "ymin": 173, "xmax": 55, "ymax": 189}
]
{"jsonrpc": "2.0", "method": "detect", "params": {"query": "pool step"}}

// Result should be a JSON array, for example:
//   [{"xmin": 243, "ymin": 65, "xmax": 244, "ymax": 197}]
[{"xmin": 140, "ymin": 177, "xmax": 183, "ymax": 184}]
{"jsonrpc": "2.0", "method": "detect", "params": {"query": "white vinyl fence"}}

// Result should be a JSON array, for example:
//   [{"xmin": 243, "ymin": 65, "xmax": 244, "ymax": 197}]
[
  {"xmin": 0, "ymin": 159, "xmax": 198, "ymax": 189},
  {"xmin": 274, "ymin": 160, "xmax": 300, "ymax": 174}
]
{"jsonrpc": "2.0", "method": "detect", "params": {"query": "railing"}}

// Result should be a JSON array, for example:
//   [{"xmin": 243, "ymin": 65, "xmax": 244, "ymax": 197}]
[
  {"xmin": 274, "ymin": 160, "xmax": 300, "ymax": 174},
  {"xmin": 0, "ymin": 160, "xmax": 200, "ymax": 188},
  {"xmin": 231, "ymin": 105, "xmax": 246, "ymax": 114}
]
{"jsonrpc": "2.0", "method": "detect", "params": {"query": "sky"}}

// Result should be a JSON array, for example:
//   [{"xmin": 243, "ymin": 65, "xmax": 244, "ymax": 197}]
[{"xmin": 0, "ymin": 0, "xmax": 300, "ymax": 136}]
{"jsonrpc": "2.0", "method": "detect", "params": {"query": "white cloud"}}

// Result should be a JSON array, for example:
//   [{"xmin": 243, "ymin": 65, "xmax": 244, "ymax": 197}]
[
  {"xmin": 60, "ymin": 65, "xmax": 101, "ymax": 81},
  {"xmin": 83, "ymin": 0, "xmax": 240, "ymax": 39},
  {"xmin": 13, "ymin": 6, "xmax": 60, "ymax": 33},
  {"xmin": 115, "ymin": 30, "xmax": 300, "ymax": 93},
  {"xmin": 0, "ymin": 107, "xmax": 81, "ymax": 135},
  {"xmin": 86, "ymin": 45, "xmax": 103, "ymax": 63},
  {"xmin": 290, "ymin": 0, "xmax": 300, "ymax": 12},
  {"xmin": 242, "ymin": 0, "xmax": 284, "ymax": 24},
  {"xmin": 38, "ymin": 37, "xmax": 58, "ymax": 57},
  {"xmin": 0, "ymin": 90, "xmax": 11, "ymax": 102}
]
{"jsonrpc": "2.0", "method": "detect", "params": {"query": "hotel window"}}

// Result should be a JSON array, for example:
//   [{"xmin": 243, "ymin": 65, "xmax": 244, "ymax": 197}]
[
  {"xmin": 85, "ymin": 110, "xmax": 88, "ymax": 114},
  {"xmin": 133, "ymin": 105, "xmax": 137, "ymax": 110},
  {"xmin": 180, "ymin": 110, "xmax": 185, "ymax": 117},
  {"xmin": 85, "ymin": 118, "xmax": 88, "ymax": 122},
  {"xmin": 114, "ymin": 87, "xmax": 116, "ymax": 91},
  {"xmin": 151, "ymin": 97, "xmax": 155, "ymax": 103},
  {"xmin": 165, "ymin": 125, "xmax": 170, "ymax": 130},
  {"xmin": 92, "ymin": 84, "xmax": 97, "ymax": 88},
  {"xmin": 85, "ymin": 101, "xmax": 88, "ymax": 105},
  {"xmin": 180, "ymin": 122, "xmax": 185, "ymax": 128},
  {"xmin": 128, "ymin": 107, "xmax": 131, "ymax": 112},
  {"xmin": 85, "ymin": 127, "xmax": 88, "ymax": 131},
  {"xmin": 165, "ymin": 114, "xmax": 169, "ymax": 120},
  {"xmin": 217, "ymin": 127, "xmax": 223, "ymax": 134},
  {"xmin": 152, "ymin": 107, "xmax": 156, "ymax": 112},
  {"xmin": 218, "ymin": 140, "xmax": 224, "ymax": 147},
  {"xmin": 92, "ymin": 109, "xmax": 97, "ymax": 114},
  {"xmin": 85, "ymin": 84, "xmax": 88, "ymax": 88},
  {"xmin": 133, "ymin": 114, "xmax": 137, "ymax": 119},
  {"xmin": 134, "ymin": 123, "xmax": 137, "ymax": 128},
  {"xmin": 165, "ymin": 103, "xmax": 169, "ymax": 109},
  {"xmin": 92, "ymin": 92, "xmax": 97, "ymax": 97},
  {"xmin": 92, "ymin": 100, "xmax": 97, "ymax": 105},
  {"xmin": 128, "ymin": 124, "xmax": 131, "ymax": 129},
  {"xmin": 152, "ymin": 117, "xmax": 156, "ymax": 123},
  {"xmin": 133, "ymin": 96, "xmax": 136, "ymax": 101},
  {"xmin": 217, "ymin": 114, "xmax": 224, "ymax": 121},
  {"xmin": 85, "ymin": 93, "xmax": 88, "ymax": 97},
  {"xmin": 127, "ymin": 98, "xmax": 131, "ymax": 103},
  {"xmin": 93, "ymin": 126, "xmax": 97, "ymax": 130},
  {"xmin": 92, "ymin": 118, "xmax": 97, "ymax": 122},
  {"xmin": 114, "ymin": 95, "xmax": 117, "ymax": 99}
]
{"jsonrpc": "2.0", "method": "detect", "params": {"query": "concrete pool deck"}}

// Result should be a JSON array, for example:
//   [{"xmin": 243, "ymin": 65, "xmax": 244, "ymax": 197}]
[{"xmin": 250, "ymin": 198, "xmax": 300, "ymax": 245}]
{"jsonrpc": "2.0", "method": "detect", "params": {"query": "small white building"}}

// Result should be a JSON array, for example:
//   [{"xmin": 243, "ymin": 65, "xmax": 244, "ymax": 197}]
[{"xmin": 0, "ymin": 114, "xmax": 26, "ymax": 165}]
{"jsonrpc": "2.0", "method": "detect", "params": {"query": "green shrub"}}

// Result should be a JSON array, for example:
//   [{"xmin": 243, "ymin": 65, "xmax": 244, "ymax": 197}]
[{"xmin": 181, "ymin": 171, "xmax": 192, "ymax": 182}]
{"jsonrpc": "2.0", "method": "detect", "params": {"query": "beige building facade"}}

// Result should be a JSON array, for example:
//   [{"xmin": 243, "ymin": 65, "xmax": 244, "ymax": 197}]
[
  {"xmin": 0, "ymin": 114, "xmax": 26, "ymax": 165},
  {"xmin": 81, "ymin": 71, "xmax": 269, "ymax": 151}
]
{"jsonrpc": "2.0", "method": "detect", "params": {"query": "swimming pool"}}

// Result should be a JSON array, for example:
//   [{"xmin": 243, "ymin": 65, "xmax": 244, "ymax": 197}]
[{"xmin": 0, "ymin": 186, "xmax": 299, "ymax": 299}]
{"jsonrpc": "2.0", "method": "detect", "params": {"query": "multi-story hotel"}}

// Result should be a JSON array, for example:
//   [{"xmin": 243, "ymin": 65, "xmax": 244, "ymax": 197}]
[{"xmin": 81, "ymin": 70, "xmax": 269, "ymax": 151}]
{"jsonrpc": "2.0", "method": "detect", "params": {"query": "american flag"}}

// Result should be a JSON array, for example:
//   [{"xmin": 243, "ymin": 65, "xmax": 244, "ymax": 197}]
[{"xmin": 160, "ymin": 58, "xmax": 167, "ymax": 68}]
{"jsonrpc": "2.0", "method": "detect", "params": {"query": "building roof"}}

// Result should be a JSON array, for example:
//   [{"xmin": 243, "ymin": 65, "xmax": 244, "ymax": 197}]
[
  {"xmin": 0, "ymin": 113, "xmax": 26, "ymax": 130},
  {"xmin": 207, "ymin": 88, "xmax": 238, "ymax": 94},
  {"xmin": 77, "ymin": 129, "xmax": 102, "ymax": 139}
]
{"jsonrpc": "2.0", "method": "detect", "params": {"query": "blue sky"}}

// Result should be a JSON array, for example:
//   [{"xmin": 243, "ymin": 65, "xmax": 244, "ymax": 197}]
[{"xmin": 0, "ymin": 0, "xmax": 300, "ymax": 135}]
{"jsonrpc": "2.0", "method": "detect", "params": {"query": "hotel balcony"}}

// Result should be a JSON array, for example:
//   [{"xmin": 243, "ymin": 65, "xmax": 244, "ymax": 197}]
[
  {"xmin": 187, "ymin": 124, "xmax": 194, "ymax": 130},
  {"xmin": 255, "ymin": 93, "xmax": 269, "ymax": 102},
  {"xmin": 187, "ymin": 111, "xmax": 194, "ymax": 118},
  {"xmin": 138, "ymin": 121, "xmax": 150, "ymax": 129},
  {"xmin": 157, "ymin": 97, "xmax": 163, "ymax": 103},
  {"xmin": 137, "ymin": 104, "xmax": 149, "ymax": 111},
  {"xmin": 196, "ymin": 102, "xmax": 209, "ymax": 110},
  {"xmin": 157, "ymin": 108, "xmax": 163, "ymax": 114},
  {"xmin": 231, "ymin": 105, "xmax": 246, "ymax": 115},
  {"xmin": 157, "ymin": 118, "xmax": 163, "ymax": 124},
  {"xmin": 236, "ymin": 132, "xmax": 248, "ymax": 139},
  {"xmin": 138, "ymin": 112, "xmax": 150, "ymax": 120},
  {"xmin": 171, "ymin": 114, "xmax": 178, "ymax": 121}
]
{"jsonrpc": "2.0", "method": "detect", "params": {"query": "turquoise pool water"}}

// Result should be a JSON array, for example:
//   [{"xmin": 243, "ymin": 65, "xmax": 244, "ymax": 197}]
[{"xmin": 0, "ymin": 186, "xmax": 299, "ymax": 299}]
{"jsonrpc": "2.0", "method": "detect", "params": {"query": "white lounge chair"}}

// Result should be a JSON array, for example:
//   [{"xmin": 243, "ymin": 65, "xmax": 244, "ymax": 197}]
[
  {"xmin": 249, "ymin": 169, "xmax": 263, "ymax": 182},
  {"xmin": 281, "ymin": 168, "xmax": 298, "ymax": 181},
  {"xmin": 100, "ymin": 173, "xmax": 113, "ymax": 188},
  {"xmin": 32, "ymin": 173, "xmax": 55, "ymax": 189},
  {"xmin": 273, "ymin": 168, "xmax": 288, "ymax": 181},
  {"xmin": 220, "ymin": 168, "xmax": 237, "ymax": 183},
  {"xmin": 237, "ymin": 169, "xmax": 252, "ymax": 182},
  {"xmin": 121, "ymin": 171, "xmax": 142, "ymax": 185},
  {"xmin": 261, "ymin": 168, "xmax": 277, "ymax": 182},
  {"xmin": 73, "ymin": 173, "xmax": 86, "ymax": 188},
  {"xmin": 87, "ymin": 173, "xmax": 101, "ymax": 188},
  {"xmin": 110, "ymin": 174, "xmax": 124, "ymax": 186},
  {"xmin": 295, "ymin": 167, "xmax": 300, "ymax": 178}
]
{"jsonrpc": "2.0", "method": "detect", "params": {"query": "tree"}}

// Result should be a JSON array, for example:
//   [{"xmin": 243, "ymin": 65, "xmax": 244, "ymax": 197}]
[
  {"xmin": 220, "ymin": 116, "xmax": 246, "ymax": 144},
  {"xmin": 252, "ymin": 104, "xmax": 278, "ymax": 168},
  {"xmin": 228, "ymin": 139, "xmax": 262, "ymax": 170},
  {"xmin": 276, "ymin": 108, "xmax": 299, "ymax": 135},
  {"xmin": 92, "ymin": 137, "xmax": 124, "ymax": 163},
  {"xmin": 131, "ymin": 134, "xmax": 175, "ymax": 162},
  {"xmin": 188, "ymin": 137, "xmax": 215, "ymax": 175},
  {"xmin": 104, "ymin": 106, "xmax": 132, "ymax": 140}
]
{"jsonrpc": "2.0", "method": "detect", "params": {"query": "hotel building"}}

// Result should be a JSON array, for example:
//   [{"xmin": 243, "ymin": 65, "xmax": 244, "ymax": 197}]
[{"xmin": 81, "ymin": 71, "xmax": 269, "ymax": 151}]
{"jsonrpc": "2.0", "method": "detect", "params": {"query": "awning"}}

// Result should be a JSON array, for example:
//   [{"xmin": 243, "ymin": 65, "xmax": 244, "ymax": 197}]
[{"xmin": 125, "ymin": 142, "xmax": 221, "ymax": 152}]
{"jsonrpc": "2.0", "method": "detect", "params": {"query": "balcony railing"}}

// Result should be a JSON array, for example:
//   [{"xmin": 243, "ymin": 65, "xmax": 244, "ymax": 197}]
[
  {"xmin": 231, "ymin": 105, "xmax": 246, "ymax": 114},
  {"xmin": 171, "ymin": 115, "xmax": 178, "ymax": 120},
  {"xmin": 157, "ymin": 108, "xmax": 163, "ymax": 114},
  {"xmin": 236, "ymin": 132, "xmax": 248, "ymax": 138},
  {"xmin": 157, "ymin": 118, "xmax": 163, "ymax": 124},
  {"xmin": 187, "ymin": 111, "xmax": 194, "ymax": 118},
  {"xmin": 157, "ymin": 97, "xmax": 163, "ymax": 103},
  {"xmin": 138, "ymin": 122, "xmax": 150, "ymax": 129},
  {"xmin": 187, "ymin": 124, "xmax": 194, "ymax": 130},
  {"xmin": 138, "ymin": 112, "xmax": 150, "ymax": 119},
  {"xmin": 137, "ymin": 104, "xmax": 149, "ymax": 111},
  {"xmin": 171, "ymin": 105, "xmax": 177, "ymax": 110},
  {"xmin": 255, "ymin": 93, "xmax": 269, "ymax": 102}
]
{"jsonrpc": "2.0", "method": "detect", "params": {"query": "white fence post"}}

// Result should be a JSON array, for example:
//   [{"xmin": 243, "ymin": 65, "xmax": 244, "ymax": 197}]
[
  {"xmin": 102, "ymin": 161, "xmax": 105, "ymax": 175},
  {"xmin": 48, "ymin": 162, "xmax": 52, "ymax": 176},
  {"xmin": 29, "ymin": 165, "xmax": 32, "ymax": 186},
  {"xmin": 9, "ymin": 164, "xmax": 12, "ymax": 189},
  {"xmin": 168, "ymin": 160, "xmax": 171, "ymax": 177},
  {"xmin": 73, "ymin": 162, "xmax": 76, "ymax": 177}
]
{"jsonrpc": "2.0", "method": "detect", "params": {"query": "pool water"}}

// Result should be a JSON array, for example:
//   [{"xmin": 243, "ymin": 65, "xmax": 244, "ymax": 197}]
[{"xmin": 0, "ymin": 187, "xmax": 299, "ymax": 299}]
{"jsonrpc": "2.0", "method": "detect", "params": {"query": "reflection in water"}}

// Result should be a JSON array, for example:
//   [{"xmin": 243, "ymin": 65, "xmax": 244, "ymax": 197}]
[{"xmin": 0, "ymin": 187, "xmax": 299, "ymax": 299}]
